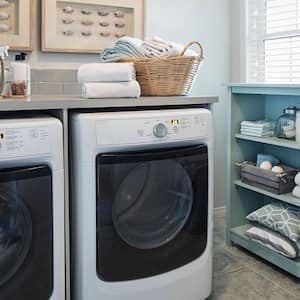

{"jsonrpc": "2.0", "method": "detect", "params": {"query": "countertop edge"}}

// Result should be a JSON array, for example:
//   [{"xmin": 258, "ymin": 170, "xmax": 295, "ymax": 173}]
[{"xmin": 0, "ymin": 96, "xmax": 219, "ymax": 111}]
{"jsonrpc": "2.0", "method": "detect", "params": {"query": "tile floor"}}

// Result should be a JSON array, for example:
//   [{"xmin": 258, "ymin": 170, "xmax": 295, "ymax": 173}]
[{"xmin": 209, "ymin": 209, "xmax": 300, "ymax": 300}]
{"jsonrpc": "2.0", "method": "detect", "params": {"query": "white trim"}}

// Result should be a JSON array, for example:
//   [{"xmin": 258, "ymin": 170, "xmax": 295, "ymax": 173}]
[{"xmin": 240, "ymin": 0, "xmax": 248, "ymax": 82}]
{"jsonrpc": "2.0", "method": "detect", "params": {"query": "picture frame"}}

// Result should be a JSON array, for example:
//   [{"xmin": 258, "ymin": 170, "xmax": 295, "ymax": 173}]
[
  {"xmin": 0, "ymin": 0, "xmax": 34, "ymax": 51},
  {"xmin": 42, "ymin": 0, "xmax": 145, "ymax": 53}
]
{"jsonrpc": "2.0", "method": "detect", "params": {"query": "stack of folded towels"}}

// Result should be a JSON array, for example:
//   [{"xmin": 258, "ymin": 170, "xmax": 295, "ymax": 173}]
[
  {"xmin": 99, "ymin": 36, "xmax": 198, "ymax": 62},
  {"xmin": 77, "ymin": 62, "xmax": 141, "ymax": 99},
  {"xmin": 293, "ymin": 173, "xmax": 300, "ymax": 199},
  {"xmin": 240, "ymin": 120, "xmax": 275, "ymax": 137}
]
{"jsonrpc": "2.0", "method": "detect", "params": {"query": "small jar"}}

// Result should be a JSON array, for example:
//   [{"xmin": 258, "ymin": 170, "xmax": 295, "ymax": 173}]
[
  {"xmin": 10, "ymin": 53, "xmax": 30, "ymax": 97},
  {"xmin": 275, "ymin": 107, "xmax": 297, "ymax": 140}
]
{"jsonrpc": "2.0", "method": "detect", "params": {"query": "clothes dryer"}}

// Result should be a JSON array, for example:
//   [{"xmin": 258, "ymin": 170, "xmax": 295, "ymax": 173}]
[
  {"xmin": 0, "ymin": 116, "xmax": 65, "ymax": 300},
  {"xmin": 71, "ymin": 109, "xmax": 213, "ymax": 300}
]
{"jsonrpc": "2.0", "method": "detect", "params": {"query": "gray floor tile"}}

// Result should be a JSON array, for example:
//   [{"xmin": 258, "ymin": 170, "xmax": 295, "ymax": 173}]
[
  {"xmin": 213, "ymin": 247, "xmax": 245, "ymax": 275},
  {"xmin": 208, "ymin": 267, "xmax": 299, "ymax": 300},
  {"xmin": 247, "ymin": 260, "xmax": 300, "ymax": 298}
]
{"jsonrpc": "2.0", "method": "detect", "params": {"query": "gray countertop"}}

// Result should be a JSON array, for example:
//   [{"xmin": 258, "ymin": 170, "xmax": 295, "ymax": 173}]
[{"xmin": 0, "ymin": 95, "xmax": 218, "ymax": 111}]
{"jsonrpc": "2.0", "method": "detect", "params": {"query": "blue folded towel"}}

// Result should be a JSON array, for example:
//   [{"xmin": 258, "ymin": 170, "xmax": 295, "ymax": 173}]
[{"xmin": 100, "ymin": 39, "xmax": 145, "ymax": 62}]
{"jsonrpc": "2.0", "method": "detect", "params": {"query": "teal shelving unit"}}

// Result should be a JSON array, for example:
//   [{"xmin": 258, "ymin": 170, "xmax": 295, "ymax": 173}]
[{"xmin": 227, "ymin": 83, "xmax": 300, "ymax": 278}]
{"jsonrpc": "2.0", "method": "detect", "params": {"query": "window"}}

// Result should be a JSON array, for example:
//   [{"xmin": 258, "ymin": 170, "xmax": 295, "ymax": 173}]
[{"xmin": 247, "ymin": 0, "xmax": 300, "ymax": 83}]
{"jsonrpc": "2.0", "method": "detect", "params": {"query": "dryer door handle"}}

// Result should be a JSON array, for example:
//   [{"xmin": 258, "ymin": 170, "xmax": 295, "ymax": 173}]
[{"xmin": 97, "ymin": 144, "xmax": 208, "ymax": 164}]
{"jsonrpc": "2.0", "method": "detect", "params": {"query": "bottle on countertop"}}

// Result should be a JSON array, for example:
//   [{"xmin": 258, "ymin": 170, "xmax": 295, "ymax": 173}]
[{"xmin": 10, "ymin": 52, "xmax": 31, "ymax": 97}]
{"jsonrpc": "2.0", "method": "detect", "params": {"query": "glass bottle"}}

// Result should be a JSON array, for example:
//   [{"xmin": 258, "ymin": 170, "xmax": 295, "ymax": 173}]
[{"xmin": 275, "ymin": 106, "xmax": 297, "ymax": 140}]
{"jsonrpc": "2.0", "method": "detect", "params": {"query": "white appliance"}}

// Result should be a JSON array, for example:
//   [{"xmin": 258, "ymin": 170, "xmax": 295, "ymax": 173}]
[
  {"xmin": 71, "ymin": 109, "xmax": 213, "ymax": 300},
  {"xmin": 0, "ymin": 116, "xmax": 65, "ymax": 300}
]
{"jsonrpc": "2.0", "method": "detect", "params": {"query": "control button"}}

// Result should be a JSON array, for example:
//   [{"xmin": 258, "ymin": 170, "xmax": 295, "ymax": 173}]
[
  {"xmin": 153, "ymin": 123, "xmax": 168, "ymax": 138},
  {"xmin": 173, "ymin": 126, "xmax": 178, "ymax": 133}
]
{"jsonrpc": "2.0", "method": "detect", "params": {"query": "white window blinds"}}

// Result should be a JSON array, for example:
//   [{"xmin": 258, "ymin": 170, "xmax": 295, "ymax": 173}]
[{"xmin": 247, "ymin": 0, "xmax": 300, "ymax": 83}]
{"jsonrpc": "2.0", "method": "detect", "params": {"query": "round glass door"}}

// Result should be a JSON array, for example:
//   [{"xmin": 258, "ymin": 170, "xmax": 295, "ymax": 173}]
[
  {"xmin": 0, "ymin": 186, "xmax": 32, "ymax": 286},
  {"xmin": 112, "ymin": 160, "xmax": 193, "ymax": 250}
]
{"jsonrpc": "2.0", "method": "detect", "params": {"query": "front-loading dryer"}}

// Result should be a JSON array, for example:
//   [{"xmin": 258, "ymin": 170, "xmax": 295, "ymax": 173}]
[
  {"xmin": 0, "ymin": 116, "xmax": 65, "ymax": 300},
  {"xmin": 71, "ymin": 109, "xmax": 213, "ymax": 300}
]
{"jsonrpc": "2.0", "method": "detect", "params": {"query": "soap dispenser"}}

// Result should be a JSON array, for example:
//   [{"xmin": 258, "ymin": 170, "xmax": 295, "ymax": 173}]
[
  {"xmin": 10, "ymin": 52, "xmax": 31, "ymax": 97},
  {"xmin": 0, "ymin": 45, "xmax": 9, "ymax": 98}
]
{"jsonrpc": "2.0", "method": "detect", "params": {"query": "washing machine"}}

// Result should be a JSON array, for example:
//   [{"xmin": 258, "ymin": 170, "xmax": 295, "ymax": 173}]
[
  {"xmin": 0, "ymin": 116, "xmax": 65, "ymax": 300},
  {"xmin": 71, "ymin": 108, "xmax": 213, "ymax": 300}
]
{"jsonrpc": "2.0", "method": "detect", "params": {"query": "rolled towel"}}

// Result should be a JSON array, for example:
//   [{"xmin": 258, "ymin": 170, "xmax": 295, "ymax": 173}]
[
  {"xmin": 295, "ymin": 173, "xmax": 300, "ymax": 186},
  {"xmin": 293, "ymin": 186, "xmax": 300, "ymax": 199},
  {"xmin": 82, "ymin": 81, "xmax": 141, "ymax": 99},
  {"xmin": 77, "ymin": 63, "xmax": 135, "ymax": 83}
]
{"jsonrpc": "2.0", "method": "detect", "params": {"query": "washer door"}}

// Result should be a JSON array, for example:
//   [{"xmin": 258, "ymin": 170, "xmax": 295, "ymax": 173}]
[
  {"xmin": 0, "ymin": 184, "xmax": 32, "ymax": 286},
  {"xmin": 96, "ymin": 145, "xmax": 209, "ymax": 282},
  {"xmin": 0, "ymin": 166, "xmax": 53, "ymax": 300},
  {"xmin": 113, "ymin": 160, "xmax": 193, "ymax": 249}
]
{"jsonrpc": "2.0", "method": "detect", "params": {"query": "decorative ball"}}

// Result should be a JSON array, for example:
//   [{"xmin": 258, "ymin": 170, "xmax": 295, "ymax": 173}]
[
  {"xmin": 260, "ymin": 161, "xmax": 272, "ymax": 170},
  {"xmin": 272, "ymin": 166, "xmax": 284, "ymax": 174}
]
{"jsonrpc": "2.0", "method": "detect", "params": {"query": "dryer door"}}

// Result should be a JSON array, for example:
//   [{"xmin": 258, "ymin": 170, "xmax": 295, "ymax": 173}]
[
  {"xmin": 96, "ymin": 145, "xmax": 208, "ymax": 282},
  {"xmin": 0, "ymin": 166, "xmax": 53, "ymax": 300}
]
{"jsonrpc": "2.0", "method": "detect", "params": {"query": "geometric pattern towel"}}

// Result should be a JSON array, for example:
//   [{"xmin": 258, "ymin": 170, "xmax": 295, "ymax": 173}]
[{"xmin": 247, "ymin": 202, "xmax": 300, "ymax": 242}]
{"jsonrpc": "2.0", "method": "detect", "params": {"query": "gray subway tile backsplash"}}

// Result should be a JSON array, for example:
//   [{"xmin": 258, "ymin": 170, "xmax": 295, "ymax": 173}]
[
  {"xmin": 31, "ymin": 82, "xmax": 39, "ymax": 95},
  {"xmin": 63, "ymin": 82, "xmax": 82, "ymax": 96},
  {"xmin": 31, "ymin": 68, "xmax": 80, "ymax": 96},
  {"xmin": 38, "ymin": 82, "xmax": 64, "ymax": 95},
  {"xmin": 32, "ymin": 69, "xmax": 77, "ymax": 83}
]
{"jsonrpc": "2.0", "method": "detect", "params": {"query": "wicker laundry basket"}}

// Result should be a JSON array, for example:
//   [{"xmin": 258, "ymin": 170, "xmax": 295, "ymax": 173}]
[{"xmin": 122, "ymin": 41, "xmax": 204, "ymax": 97}]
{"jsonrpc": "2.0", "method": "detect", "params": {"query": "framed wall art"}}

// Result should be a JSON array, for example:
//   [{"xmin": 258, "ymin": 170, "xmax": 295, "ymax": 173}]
[
  {"xmin": 42, "ymin": 0, "xmax": 145, "ymax": 53},
  {"xmin": 0, "ymin": 0, "xmax": 34, "ymax": 51}
]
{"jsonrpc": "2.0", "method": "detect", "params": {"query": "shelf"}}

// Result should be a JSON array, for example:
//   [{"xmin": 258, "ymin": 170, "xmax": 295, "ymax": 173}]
[
  {"xmin": 230, "ymin": 224, "xmax": 300, "ymax": 278},
  {"xmin": 228, "ymin": 85, "xmax": 300, "ymax": 278},
  {"xmin": 235, "ymin": 134, "xmax": 300, "ymax": 150},
  {"xmin": 234, "ymin": 180, "xmax": 300, "ymax": 207}
]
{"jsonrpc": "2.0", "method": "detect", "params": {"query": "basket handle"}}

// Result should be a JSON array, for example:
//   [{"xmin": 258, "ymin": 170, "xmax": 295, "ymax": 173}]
[{"xmin": 180, "ymin": 41, "xmax": 204, "ymax": 59}]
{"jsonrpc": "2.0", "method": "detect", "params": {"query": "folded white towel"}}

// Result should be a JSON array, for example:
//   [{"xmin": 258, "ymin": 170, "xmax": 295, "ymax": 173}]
[
  {"xmin": 78, "ymin": 63, "xmax": 135, "ymax": 83},
  {"xmin": 293, "ymin": 185, "xmax": 300, "ymax": 199},
  {"xmin": 240, "ymin": 130, "xmax": 273, "ymax": 137},
  {"xmin": 82, "ymin": 81, "xmax": 141, "ymax": 99},
  {"xmin": 295, "ymin": 173, "xmax": 300, "ymax": 186}
]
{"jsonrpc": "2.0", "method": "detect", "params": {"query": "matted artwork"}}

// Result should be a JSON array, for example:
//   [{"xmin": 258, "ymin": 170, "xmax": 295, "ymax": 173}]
[
  {"xmin": 42, "ymin": 0, "xmax": 145, "ymax": 53},
  {"xmin": 0, "ymin": 0, "xmax": 33, "ymax": 51}
]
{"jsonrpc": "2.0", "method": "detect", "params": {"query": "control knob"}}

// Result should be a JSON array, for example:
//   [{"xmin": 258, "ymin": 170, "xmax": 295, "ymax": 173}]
[{"xmin": 153, "ymin": 123, "xmax": 168, "ymax": 138}]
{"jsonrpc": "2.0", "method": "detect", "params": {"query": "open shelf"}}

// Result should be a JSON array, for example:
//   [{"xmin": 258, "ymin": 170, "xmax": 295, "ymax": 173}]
[
  {"xmin": 230, "ymin": 224, "xmax": 300, "ymax": 278},
  {"xmin": 235, "ymin": 134, "xmax": 300, "ymax": 151},
  {"xmin": 234, "ymin": 180, "xmax": 300, "ymax": 207},
  {"xmin": 228, "ymin": 85, "xmax": 300, "ymax": 278}
]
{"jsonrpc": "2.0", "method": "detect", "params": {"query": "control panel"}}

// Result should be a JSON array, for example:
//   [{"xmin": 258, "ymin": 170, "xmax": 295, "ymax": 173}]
[
  {"xmin": 0, "ymin": 126, "xmax": 51, "ymax": 159},
  {"xmin": 96, "ymin": 112, "xmax": 210, "ymax": 146}
]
